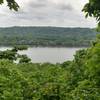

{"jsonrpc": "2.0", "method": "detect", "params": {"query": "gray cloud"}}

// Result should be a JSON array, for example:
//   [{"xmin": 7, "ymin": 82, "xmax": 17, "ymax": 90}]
[
  {"xmin": 0, "ymin": 0, "xmax": 96, "ymax": 27},
  {"xmin": 57, "ymin": 3, "xmax": 73, "ymax": 11},
  {"xmin": 13, "ymin": 0, "xmax": 74, "ymax": 20},
  {"xmin": 27, "ymin": 0, "xmax": 47, "ymax": 8}
]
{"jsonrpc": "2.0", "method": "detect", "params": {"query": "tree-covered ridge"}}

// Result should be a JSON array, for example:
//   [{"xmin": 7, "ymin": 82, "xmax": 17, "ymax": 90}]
[
  {"xmin": 0, "ymin": 34, "xmax": 99, "ymax": 99},
  {"xmin": 0, "ymin": 27, "xmax": 98, "ymax": 47}
]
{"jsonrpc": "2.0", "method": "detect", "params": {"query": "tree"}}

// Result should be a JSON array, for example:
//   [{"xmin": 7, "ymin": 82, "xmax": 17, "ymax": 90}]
[
  {"xmin": 0, "ymin": 0, "xmax": 19, "ymax": 11},
  {"xmin": 82, "ymin": 0, "xmax": 100, "ymax": 30},
  {"xmin": 0, "ymin": 46, "xmax": 31, "ymax": 63},
  {"xmin": 19, "ymin": 55, "xmax": 31, "ymax": 63}
]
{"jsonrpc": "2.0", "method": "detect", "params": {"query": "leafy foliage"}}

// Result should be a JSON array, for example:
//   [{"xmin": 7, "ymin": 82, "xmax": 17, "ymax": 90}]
[
  {"xmin": 0, "ymin": 45, "xmax": 30, "ymax": 63},
  {"xmin": 82, "ymin": 0, "xmax": 100, "ymax": 30},
  {"xmin": 0, "ymin": 0, "xmax": 19, "ymax": 11},
  {"xmin": 0, "ymin": 0, "xmax": 99, "ymax": 99},
  {"xmin": 0, "ymin": 34, "xmax": 99, "ymax": 99}
]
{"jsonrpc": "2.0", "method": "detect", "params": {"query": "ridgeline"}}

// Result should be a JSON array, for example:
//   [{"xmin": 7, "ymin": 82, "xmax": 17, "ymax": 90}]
[{"xmin": 0, "ymin": 26, "xmax": 98, "ymax": 47}]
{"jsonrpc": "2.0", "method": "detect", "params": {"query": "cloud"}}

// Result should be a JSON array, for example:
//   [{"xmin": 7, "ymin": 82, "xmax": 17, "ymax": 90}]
[
  {"xmin": 27, "ymin": 0, "xmax": 47, "ymax": 8},
  {"xmin": 56, "ymin": 3, "xmax": 73, "ymax": 11},
  {"xmin": 0, "ymin": 0, "xmax": 96, "ymax": 27},
  {"xmin": 24, "ymin": 0, "xmax": 74, "ymax": 11},
  {"xmin": 13, "ymin": 0, "xmax": 74, "ymax": 20}
]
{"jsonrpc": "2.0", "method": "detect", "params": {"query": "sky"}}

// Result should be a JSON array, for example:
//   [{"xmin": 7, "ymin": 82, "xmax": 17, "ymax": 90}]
[{"xmin": 0, "ymin": 0, "xmax": 97, "ymax": 27}]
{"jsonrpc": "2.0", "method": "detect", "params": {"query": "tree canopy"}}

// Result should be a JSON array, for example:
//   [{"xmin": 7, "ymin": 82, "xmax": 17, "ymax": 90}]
[
  {"xmin": 82, "ymin": 0, "xmax": 100, "ymax": 30},
  {"xmin": 0, "ymin": 0, "xmax": 19, "ymax": 11},
  {"xmin": 0, "ymin": 27, "xmax": 97, "ymax": 47},
  {"xmin": 82, "ymin": 0, "xmax": 100, "ymax": 22}
]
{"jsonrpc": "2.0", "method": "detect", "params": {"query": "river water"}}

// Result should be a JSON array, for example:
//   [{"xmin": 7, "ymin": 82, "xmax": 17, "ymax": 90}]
[{"xmin": 0, "ymin": 47, "xmax": 85, "ymax": 63}]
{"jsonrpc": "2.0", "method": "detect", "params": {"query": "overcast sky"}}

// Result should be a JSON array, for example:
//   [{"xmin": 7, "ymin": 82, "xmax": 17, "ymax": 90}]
[{"xmin": 0, "ymin": 0, "xmax": 97, "ymax": 27}]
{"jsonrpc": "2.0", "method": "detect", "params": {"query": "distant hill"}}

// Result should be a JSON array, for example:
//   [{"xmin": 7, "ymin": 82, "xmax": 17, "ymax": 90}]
[{"xmin": 0, "ymin": 26, "xmax": 98, "ymax": 47}]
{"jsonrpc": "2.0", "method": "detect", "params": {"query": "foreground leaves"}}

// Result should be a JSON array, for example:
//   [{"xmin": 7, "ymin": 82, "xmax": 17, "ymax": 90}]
[{"xmin": 0, "ymin": 35, "xmax": 100, "ymax": 99}]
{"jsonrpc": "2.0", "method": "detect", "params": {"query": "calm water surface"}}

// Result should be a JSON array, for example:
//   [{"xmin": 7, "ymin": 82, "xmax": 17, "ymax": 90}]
[{"xmin": 0, "ymin": 47, "xmax": 85, "ymax": 63}]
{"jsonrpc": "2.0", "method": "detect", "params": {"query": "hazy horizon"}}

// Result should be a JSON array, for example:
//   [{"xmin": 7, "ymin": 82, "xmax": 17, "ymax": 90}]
[{"xmin": 0, "ymin": 25, "xmax": 95, "ymax": 28}]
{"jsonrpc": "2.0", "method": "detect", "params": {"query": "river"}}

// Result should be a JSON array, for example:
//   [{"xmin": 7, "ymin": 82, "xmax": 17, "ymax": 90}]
[{"xmin": 0, "ymin": 47, "xmax": 85, "ymax": 63}]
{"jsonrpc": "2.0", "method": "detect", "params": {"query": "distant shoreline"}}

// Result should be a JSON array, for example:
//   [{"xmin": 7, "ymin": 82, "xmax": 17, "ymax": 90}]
[
  {"xmin": 0, "ymin": 27, "xmax": 97, "ymax": 48},
  {"xmin": 0, "ymin": 45, "xmax": 88, "ymax": 48}
]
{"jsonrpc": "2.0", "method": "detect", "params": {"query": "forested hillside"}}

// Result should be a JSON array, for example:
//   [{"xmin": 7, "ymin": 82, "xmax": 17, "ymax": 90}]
[{"xmin": 0, "ymin": 27, "xmax": 98, "ymax": 47}]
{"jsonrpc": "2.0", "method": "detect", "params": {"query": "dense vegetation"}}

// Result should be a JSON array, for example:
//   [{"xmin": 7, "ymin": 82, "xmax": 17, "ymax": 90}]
[
  {"xmin": 0, "ymin": 34, "xmax": 99, "ymax": 99},
  {"xmin": 0, "ymin": 27, "xmax": 98, "ymax": 47},
  {"xmin": 0, "ymin": 0, "xmax": 100, "ymax": 99}
]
